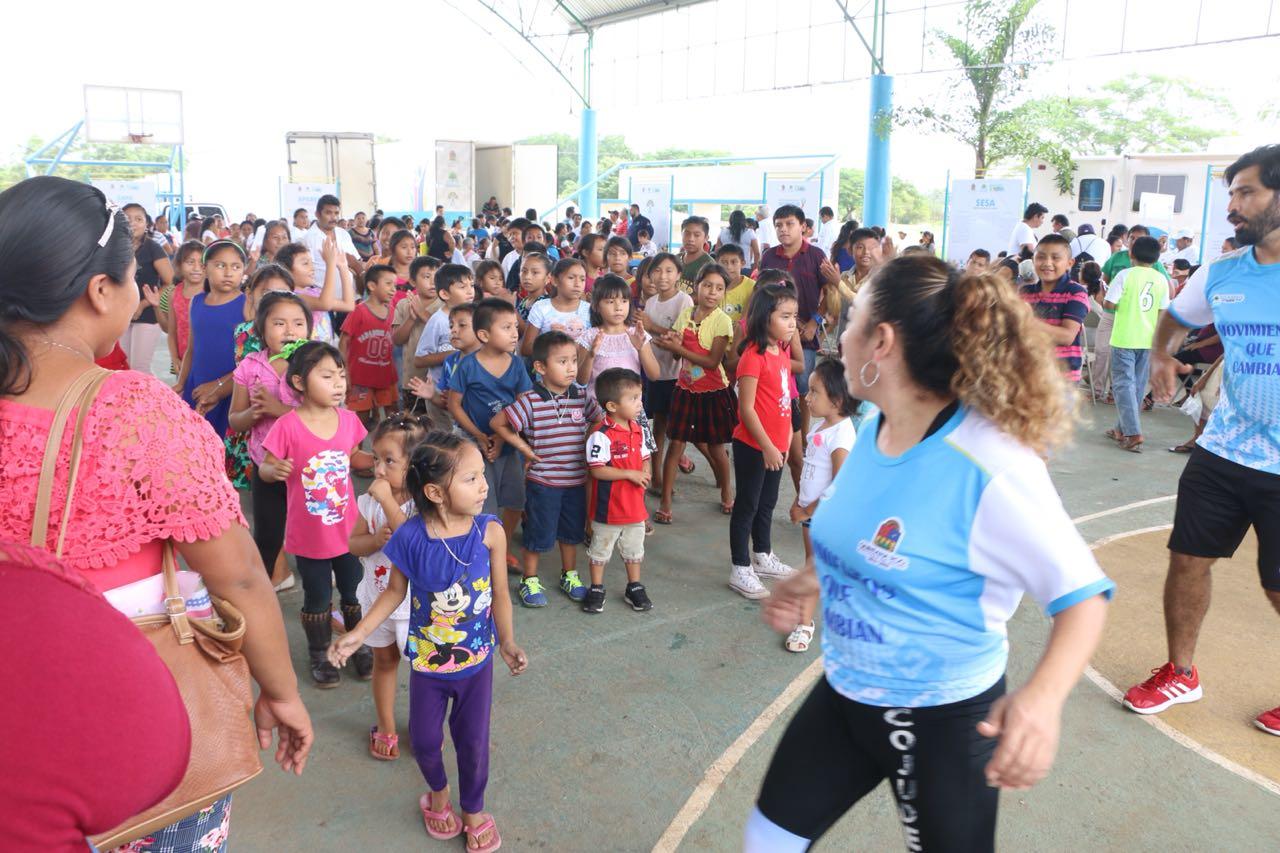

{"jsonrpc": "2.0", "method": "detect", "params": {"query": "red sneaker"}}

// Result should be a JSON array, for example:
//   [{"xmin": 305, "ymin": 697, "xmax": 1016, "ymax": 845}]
[
  {"xmin": 1255, "ymin": 706, "xmax": 1280, "ymax": 736},
  {"xmin": 1123, "ymin": 663, "xmax": 1203, "ymax": 714}
]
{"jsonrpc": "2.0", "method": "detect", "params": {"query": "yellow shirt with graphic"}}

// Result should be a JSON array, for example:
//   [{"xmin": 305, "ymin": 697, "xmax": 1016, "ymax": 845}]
[{"xmin": 722, "ymin": 275, "xmax": 756, "ymax": 323}]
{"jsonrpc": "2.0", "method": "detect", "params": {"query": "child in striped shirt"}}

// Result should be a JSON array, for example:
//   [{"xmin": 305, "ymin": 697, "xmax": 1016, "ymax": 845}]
[{"xmin": 492, "ymin": 331, "xmax": 601, "ymax": 607}]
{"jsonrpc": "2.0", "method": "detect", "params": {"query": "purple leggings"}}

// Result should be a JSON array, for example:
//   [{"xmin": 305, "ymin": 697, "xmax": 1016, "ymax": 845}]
[{"xmin": 409, "ymin": 662, "xmax": 494, "ymax": 813}]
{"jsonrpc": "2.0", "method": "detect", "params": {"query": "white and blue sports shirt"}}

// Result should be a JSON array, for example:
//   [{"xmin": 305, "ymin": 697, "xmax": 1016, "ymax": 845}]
[
  {"xmin": 810, "ymin": 407, "xmax": 1115, "ymax": 708},
  {"xmin": 1168, "ymin": 246, "xmax": 1280, "ymax": 473}
]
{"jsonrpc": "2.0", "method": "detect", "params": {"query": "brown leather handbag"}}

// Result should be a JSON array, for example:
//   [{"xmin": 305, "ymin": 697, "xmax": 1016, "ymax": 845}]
[{"xmin": 30, "ymin": 368, "xmax": 263, "ymax": 848}]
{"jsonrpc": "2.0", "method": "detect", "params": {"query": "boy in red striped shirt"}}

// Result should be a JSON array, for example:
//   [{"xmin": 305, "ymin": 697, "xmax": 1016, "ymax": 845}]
[
  {"xmin": 583, "ymin": 367, "xmax": 653, "ymax": 614},
  {"xmin": 493, "ymin": 331, "xmax": 600, "ymax": 607}
]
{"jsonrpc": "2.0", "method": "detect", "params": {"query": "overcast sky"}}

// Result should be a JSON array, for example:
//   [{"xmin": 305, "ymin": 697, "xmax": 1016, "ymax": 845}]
[{"xmin": 3, "ymin": 0, "xmax": 1276, "ymax": 217}]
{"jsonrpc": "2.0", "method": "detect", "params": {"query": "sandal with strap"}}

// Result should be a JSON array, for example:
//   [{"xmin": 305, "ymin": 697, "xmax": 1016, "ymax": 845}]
[
  {"xmin": 464, "ymin": 815, "xmax": 502, "ymax": 852},
  {"xmin": 1118, "ymin": 435, "xmax": 1144, "ymax": 453},
  {"xmin": 720, "ymin": 501, "xmax": 734, "ymax": 515},
  {"xmin": 678, "ymin": 455, "xmax": 695, "ymax": 474},
  {"xmin": 419, "ymin": 793, "xmax": 463, "ymax": 840},
  {"xmin": 654, "ymin": 509, "xmax": 673, "ymax": 525},
  {"xmin": 369, "ymin": 726, "xmax": 399, "ymax": 761},
  {"xmin": 1103, "ymin": 428, "xmax": 1123, "ymax": 442},
  {"xmin": 785, "ymin": 622, "xmax": 816, "ymax": 653}
]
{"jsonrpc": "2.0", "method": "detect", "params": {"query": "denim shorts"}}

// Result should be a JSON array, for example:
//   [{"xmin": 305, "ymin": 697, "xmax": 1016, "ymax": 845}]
[
  {"xmin": 794, "ymin": 347, "xmax": 817, "ymax": 395},
  {"xmin": 522, "ymin": 480, "xmax": 587, "ymax": 552}
]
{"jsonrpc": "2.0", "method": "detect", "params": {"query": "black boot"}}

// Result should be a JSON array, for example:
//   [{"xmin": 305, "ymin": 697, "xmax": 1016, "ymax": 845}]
[
  {"xmin": 341, "ymin": 604, "xmax": 374, "ymax": 681},
  {"xmin": 299, "ymin": 610, "xmax": 340, "ymax": 689}
]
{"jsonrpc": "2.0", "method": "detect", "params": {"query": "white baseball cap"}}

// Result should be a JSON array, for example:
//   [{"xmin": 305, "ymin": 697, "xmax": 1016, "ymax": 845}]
[{"xmin": 1173, "ymin": 229, "xmax": 1193, "ymax": 240}]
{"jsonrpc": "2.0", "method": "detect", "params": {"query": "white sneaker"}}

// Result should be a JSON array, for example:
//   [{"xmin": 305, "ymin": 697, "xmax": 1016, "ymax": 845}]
[
  {"xmin": 273, "ymin": 574, "xmax": 296, "ymax": 592},
  {"xmin": 751, "ymin": 551, "xmax": 795, "ymax": 579},
  {"xmin": 729, "ymin": 565, "xmax": 770, "ymax": 599}
]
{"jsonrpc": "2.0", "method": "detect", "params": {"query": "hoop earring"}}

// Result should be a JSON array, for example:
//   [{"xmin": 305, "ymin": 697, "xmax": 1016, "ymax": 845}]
[{"xmin": 859, "ymin": 360, "xmax": 880, "ymax": 388}]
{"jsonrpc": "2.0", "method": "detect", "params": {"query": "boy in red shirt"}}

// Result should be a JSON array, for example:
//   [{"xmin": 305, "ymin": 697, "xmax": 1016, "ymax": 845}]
[
  {"xmin": 584, "ymin": 367, "xmax": 653, "ymax": 614},
  {"xmin": 341, "ymin": 264, "xmax": 399, "ymax": 428}
]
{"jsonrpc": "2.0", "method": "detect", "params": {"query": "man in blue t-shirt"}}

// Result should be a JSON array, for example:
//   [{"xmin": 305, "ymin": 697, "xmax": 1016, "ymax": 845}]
[{"xmin": 1123, "ymin": 144, "xmax": 1280, "ymax": 737}]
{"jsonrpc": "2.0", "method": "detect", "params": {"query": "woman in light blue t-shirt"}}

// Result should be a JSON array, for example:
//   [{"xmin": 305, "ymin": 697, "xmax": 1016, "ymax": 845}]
[{"xmin": 745, "ymin": 253, "xmax": 1114, "ymax": 853}]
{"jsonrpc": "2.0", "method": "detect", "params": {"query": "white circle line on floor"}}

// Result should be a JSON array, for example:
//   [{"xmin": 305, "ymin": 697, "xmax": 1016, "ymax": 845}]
[
  {"xmin": 1083, "ymin": 523, "xmax": 1280, "ymax": 800},
  {"xmin": 652, "ymin": 498, "xmax": 1258, "ymax": 852}
]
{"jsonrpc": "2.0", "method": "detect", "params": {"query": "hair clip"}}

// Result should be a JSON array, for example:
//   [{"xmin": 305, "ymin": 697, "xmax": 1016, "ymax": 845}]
[{"xmin": 269, "ymin": 338, "xmax": 310, "ymax": 362}]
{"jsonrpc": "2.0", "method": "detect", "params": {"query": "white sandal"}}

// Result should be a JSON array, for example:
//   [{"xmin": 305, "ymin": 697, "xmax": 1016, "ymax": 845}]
[{"xmin": 785, "ymin": 621, "xmax": 815, "ymax": 653}]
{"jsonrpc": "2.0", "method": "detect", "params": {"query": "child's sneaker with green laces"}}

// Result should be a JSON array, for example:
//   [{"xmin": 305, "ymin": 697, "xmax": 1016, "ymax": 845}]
[
  {"xmin": 559, "ymin": 570, "xmax": 587, "ymax": 602},
  {"xmin": 518, "ymin": 577, "xmax": 548, "ymax": 607}
]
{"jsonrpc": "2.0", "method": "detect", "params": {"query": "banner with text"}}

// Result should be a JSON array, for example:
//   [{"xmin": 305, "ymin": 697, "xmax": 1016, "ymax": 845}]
[
  {"xmin": 1202, "ymin": 168, "xmax": 1235, "ymax": 264},
  {"xmin": 92, "ymin": 180, "xmax": 157, "ymax": 216},
  {"xmin": 281, "ymin": 181, "xmax": 337, "ymax": 219},
  {"xmin": 945, "ymin": 178, "xmax": 1024, "ymax": 264},
  {"xmin": 435, "ymin": 140, "xmax": 474, "ymax": 214},
  {"xmin": 631, "ymin": 178, "xmax": 673, "ymax": 251},
  {"xmin": 764, "ymin": 177, "xmax": 822, "ymax": 221}
]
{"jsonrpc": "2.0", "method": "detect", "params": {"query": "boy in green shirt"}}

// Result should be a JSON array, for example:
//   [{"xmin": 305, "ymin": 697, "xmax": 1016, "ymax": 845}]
[
  {"xmin": 1104, "ymin": 235, "xmax": 1170, "ymax": 451},
  {"xmin": 1102, "ymin": 224, "xmax": 1171, "ymax": 282}
]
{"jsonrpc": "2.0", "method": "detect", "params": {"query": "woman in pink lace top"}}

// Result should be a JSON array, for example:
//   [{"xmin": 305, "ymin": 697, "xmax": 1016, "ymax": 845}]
[{"xmin": 0, "ymin": 176, "xmax": 312, "ymax": 851}]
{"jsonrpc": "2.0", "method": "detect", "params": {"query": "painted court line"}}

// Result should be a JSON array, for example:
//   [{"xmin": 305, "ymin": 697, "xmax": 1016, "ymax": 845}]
[
  {"xmin": 1070, "ymin": 494, "xmax": 1175, "ymax": 525},
  {"xmin": 1083, "ymin": 524, "xmax": 1280, "ymax": 800},
  {"xmin": 652, "ymin": 657, "xmax": 825, "ymax": 853},
  {"xmin": 653, "ymin": 498, "xmax": 1261, "ymax": 852}
]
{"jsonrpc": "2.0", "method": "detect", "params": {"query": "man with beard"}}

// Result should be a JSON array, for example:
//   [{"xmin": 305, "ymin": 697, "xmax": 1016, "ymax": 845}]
[{"xmin": 1123, "ymin": 144, "xmax": 1280, "ymax": 737}]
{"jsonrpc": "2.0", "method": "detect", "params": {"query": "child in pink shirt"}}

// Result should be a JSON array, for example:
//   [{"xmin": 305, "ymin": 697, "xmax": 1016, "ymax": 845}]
[{"xmin": 261, "ymin": 340, "xmax": 374, "ymax": 687}]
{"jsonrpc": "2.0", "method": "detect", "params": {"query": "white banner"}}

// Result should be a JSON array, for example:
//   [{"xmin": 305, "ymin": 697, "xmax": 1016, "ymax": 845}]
[
  {"xmin": 281, "ymin": 181, "xmax": 336, "ymax": 218},
  {"xmin": 631, "ymin": 178, "xmax": 673, "ymax": 251},
  {"xmin": 91, "ymin": 180, "xmax": 157, "ymax": 216},
  {"xmin": 944, "ymin": 178, "xmax": 1025, "ymax": 265},
  {"xmin": 764, "ymin": 177, "xmax": 822, "ymax": 222},
  {"xmin": 435, "ymin": 140, "xmax": 473, "ymax": 214},
  {"xmin": 1203, "ymin": 169, "xmax": 1235, "ymax": 264}
]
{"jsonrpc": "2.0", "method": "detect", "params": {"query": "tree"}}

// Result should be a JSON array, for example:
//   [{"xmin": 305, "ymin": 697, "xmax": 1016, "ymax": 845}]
[
  {"xmin": 1, "ymin": 135, "xmax": 184, "ymax": 192},
  {"xmin": 898, "ymin": 0, "xmax": 1054, "ymax": 179},
  {"xmin": 838, "ymin": 167, "xmax": 943, "ymax": 225}
]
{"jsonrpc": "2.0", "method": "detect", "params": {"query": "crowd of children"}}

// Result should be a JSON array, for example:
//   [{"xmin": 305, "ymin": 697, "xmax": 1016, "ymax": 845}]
[{"xmin": 122, "ymin": 189, "xmax": 1220, "ymax": 851}]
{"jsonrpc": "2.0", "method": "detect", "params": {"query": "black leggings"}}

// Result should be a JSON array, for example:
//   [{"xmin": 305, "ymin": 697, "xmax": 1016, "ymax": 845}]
[
  {"xmin": 730, "ymin": 439, "xmax": 783, "ymax": 566},
  {"xmin": 250, "ymin": 468, "xmax": 287, "ymax": 577},
  {"xmin": 295, "ymin": 553, "xmax": 362, "ymax": 614},
  {"xmin": 756, "ymin": 676, "xmax": 1004, "ymax": 851}
]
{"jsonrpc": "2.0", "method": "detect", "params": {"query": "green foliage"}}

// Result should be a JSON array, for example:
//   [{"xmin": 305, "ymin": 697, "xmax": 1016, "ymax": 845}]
[
  {"xmin": 898, "ymin": 0, "xmax": 1233, "ymax": 194},
  {"xmin": 837, "ymin": 167, "xmax": 942, "ymax": 225},
  {"xmin": 896, "ymin": 0, "xmax": 1054, "ymax": 177},
  {"xmin": 517, "ymin": 133, "xmax": 729, "ymax": 204},
  {"xmin": 1, "ymin": 134, "xmax": 183, "ymax": 192}
]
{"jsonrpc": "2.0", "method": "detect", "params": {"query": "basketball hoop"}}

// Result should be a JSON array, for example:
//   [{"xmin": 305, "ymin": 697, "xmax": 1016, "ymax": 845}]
[{"xmin": 127, "ymin": 132, "xmax": 154, "ymax": 144}]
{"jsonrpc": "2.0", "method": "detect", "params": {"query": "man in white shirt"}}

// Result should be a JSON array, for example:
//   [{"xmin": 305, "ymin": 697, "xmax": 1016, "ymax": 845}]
[
  {"xmin": 1008, "ymin": 203, "xmax": 1047, "ymax": 259},
  {"xmin": 1162, "ymin": 228, "xmax": 1199, "ymax": 266},
  {"xmin": 300, "ymin": 194, "xmax": 362, "ymax": 284},
  {"xmin": 755, "ymin": 205, "xmax": 775, "ymax": 252},
  {"xmin": 1069, "ymin": 223, "xmax": 1112, "ymax": 267},
  {"xmin": 816, "ymin": 206, "xmax": 840, "ymax": 254}
]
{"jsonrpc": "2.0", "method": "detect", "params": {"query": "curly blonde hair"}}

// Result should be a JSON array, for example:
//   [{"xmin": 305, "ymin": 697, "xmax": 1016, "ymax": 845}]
[{"xmin": 863, "ymin": 254, "xmax": 1076, "ymax": 455}]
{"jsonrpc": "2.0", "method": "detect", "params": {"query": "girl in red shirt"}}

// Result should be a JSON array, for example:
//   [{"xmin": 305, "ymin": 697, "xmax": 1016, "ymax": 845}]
[{"xmin": 729, "ymin": 284, "xmax": 800, "ymax": 600}]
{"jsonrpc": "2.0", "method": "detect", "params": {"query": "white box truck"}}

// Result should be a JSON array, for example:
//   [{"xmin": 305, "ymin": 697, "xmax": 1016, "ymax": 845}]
[{"xmin": 286, "ymin": 132, "xmax": 377, "ymax": 217}]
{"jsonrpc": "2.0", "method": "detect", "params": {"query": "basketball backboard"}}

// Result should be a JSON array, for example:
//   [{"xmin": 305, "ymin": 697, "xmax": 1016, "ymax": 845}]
[{"xmin": 83, "ymin": 85, "xmax": 183, "ymax": 145}]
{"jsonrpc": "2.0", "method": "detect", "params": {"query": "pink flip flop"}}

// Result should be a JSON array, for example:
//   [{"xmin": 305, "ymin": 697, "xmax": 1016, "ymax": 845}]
[
  {"xmin": 464, "ymin": 815, "xmax": 502, "ymax": 852},
  {"xmin": 369, "ymin": 726, "xmax": 399, "ymax": 761},
  {"xmin": 419, "ymin": 793, "xmax": 462, "ymax": 840}
]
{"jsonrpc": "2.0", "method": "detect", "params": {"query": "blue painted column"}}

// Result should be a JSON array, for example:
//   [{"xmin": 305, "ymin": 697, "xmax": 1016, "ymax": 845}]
[
  {"xmin": 863, "ymin": 74, "xmax": 894, "ymax": 227},
  {"xmin": 578, "ymin": 107, "xmax": 598, "ymax": 221}
]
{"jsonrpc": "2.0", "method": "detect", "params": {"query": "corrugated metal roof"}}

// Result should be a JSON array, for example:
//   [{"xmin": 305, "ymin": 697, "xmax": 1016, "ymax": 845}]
[{"xmin": 555, "ymin": 0, "xmax": 713, "ymax": 31}]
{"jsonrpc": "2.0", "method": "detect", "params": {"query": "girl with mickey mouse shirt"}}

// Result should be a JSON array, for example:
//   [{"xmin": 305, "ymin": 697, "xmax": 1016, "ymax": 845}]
[{"xmin": 332, "ymin": 430, "xmax": 527, "ymax": 853}]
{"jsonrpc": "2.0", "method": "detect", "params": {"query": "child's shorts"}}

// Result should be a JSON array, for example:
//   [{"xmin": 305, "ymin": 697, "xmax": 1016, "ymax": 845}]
[
  {"xmin": 644, "ymin": 378, "xmax": 677, "ymax": 418},
  {"xmin": 363, "ymin": 613, "xmax": 410, "ymax": 651},
  {"xmin": 483, "ymin": 449, "xmax": 527, "ymax": 514},
  {"xmin": 348, "ymin": 384, "xmax": 398, "ymax": 413},
  {"xmin": 587, "ymin": 521, "xmax": 646, "ymax": 564},
  {"xmin": 523, "ymin": 480, "xmax": 587, "ymax": 552}
]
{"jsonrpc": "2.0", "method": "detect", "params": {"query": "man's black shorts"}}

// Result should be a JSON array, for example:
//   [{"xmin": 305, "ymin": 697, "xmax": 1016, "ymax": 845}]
[{"xmin": 1169, "ymin": 446, "xmax": 1280, "ymax": 590}]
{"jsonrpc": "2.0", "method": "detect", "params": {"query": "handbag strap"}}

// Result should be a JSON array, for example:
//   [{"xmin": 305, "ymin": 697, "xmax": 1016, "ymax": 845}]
[
  {"xmin": 31, "ymin": 367, "xmax": 112, "ymax": 555},
  {"xmin": 29, "ymin": 366, "xmax": 196, "ymax": 644}
]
